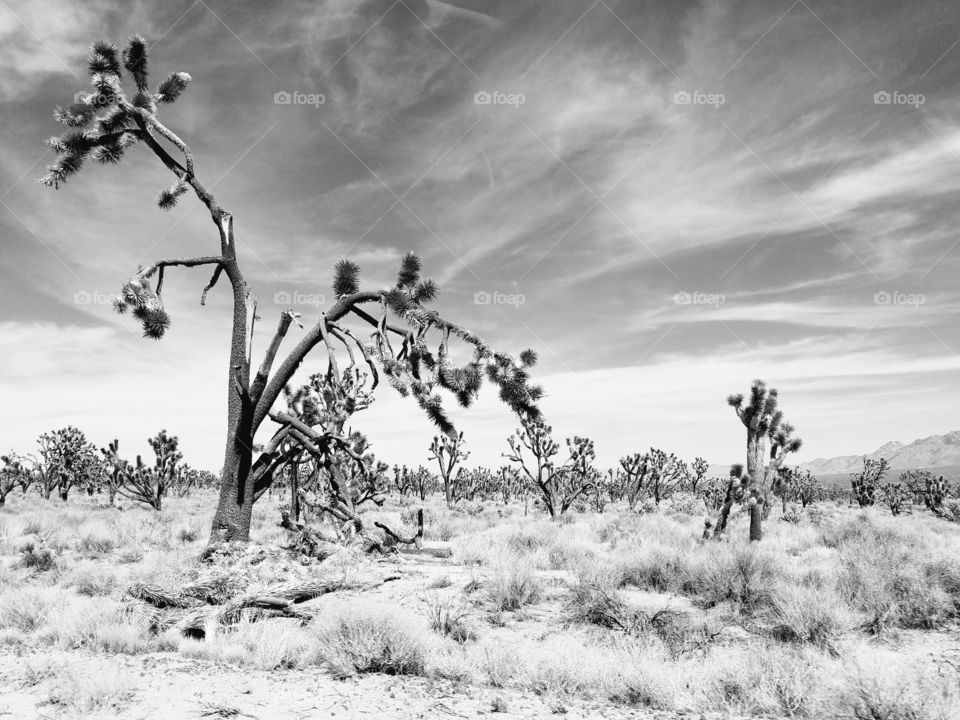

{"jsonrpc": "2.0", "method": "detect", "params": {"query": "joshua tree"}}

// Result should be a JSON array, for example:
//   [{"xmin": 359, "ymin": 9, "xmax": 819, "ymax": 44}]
[
  {"xmin": 429, "ymin": 432, "xmax": 469, "ymax": 508},
  {"xmin": 504, "ymin": 419, "xmax": 597, "ymax": 517},
  {"xmin": 0, "ymin": 454, "xmax": 32, "ymax": 506},
  {"xmin": 899, "ymin": 469, "xmax": 933, "ymax": 505},
  {"xmin": 100, "ymin": 429, "xmax": 183, "ymax": 510},
  {"xmin": 881, "ymin": 482, "xmax": 906, "ymax": 516},
  {"xmin": 687, "ymin": 457, "xmax": 710, "ymax": 494},
  {"xmin": 711, "ymin": 464, "xmax": 750, "ymax": 536},
  {"xmin": 497, "ymin": 465, "xmax": 524, "ymax": 505},
  {"xmin": 620, "ymin": 448, "xmax": 687, "ymax": 508},
  {"xmin": 851, "ymin": 457, "xmax": 888, "ymax": 508},
  {"xmin": 726, "ymin": 380, "xmax": 802, "ymax": 520},
  {"xmin": 34, "ymin": 426, "xmax": 101, "ymax": 501},
  {"xmin": 40, "ymin": 38, "xmax": 542, "ymax": 544},
  {"xmin": 778, "ymin": 466, "xmax": 820, "ymax": 509},
  {"xmin": 923, "ymin": 475, "xmax": 948, "ymax": 512}
]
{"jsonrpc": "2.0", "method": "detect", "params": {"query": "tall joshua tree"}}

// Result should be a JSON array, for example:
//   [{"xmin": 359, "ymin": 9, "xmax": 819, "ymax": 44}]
[
  {"xmin": 40, "ymin": 38, "xmax": 542, "ymax": 544},
  {"xmin": 726, "ymin": 380, "xmax": 802, "ymax": 519}
]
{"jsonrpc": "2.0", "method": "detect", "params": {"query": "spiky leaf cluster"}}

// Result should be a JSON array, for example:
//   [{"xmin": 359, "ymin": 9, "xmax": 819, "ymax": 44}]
[
  {"xmin": 339, "ymin": 254, "xmax": 542, "ymax": 438},
  {"xmin": 39, "ymin": 35, "xmax": 191, "ymax": 202},
  {"xmin": 113, "ymin": 275, "xmax": 170, "ymax": 339}
]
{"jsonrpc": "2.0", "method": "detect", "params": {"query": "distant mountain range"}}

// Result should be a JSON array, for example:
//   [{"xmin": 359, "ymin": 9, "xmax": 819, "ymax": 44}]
[{"xmin": 800, "ymin": 430, "xmax": 960, "ymax": 476}]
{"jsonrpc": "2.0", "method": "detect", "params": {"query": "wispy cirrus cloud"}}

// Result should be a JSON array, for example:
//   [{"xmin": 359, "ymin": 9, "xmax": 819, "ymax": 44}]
[{"xmin": 1, "ymin": 0, "xmax": 959, "ymax": 468}]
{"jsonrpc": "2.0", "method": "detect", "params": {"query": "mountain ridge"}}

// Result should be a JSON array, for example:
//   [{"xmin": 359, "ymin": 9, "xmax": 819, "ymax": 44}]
[{"xmin": 800, "ymin": 430, "xmax": 960, "ymax": 476}]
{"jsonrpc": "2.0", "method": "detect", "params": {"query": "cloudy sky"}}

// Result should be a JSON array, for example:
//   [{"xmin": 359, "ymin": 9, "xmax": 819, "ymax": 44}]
[{"xmin": 1, "ymin": 0, "xmax": 959, "ymax": 472}]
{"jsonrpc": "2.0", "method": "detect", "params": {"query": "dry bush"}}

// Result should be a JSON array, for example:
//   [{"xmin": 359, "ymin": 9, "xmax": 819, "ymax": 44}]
[
  {"xmin": 42, "ymin": 660, "xmax": 136, "ymax": 714},
  {"xmin": 485, "ymin": 553, "xmax": 542, "ymax": 611},
  {"xmin": 313, "ymin": 603, "xmax": 429, "ymax": 678},
  {"xmin": 829, "ymin": 516, "xmax": 958, "ymax": 633},
  {"xmin": 767, "ymin": 583, "xmax": 859, "ymax": 650},
  {"xmin": 0, "ymin": 586, "xmax": 64, "ymax": 632},
  {"xmin": 421, "ymin": 593, "xmax": 474, "ymax": 643},
  {"xmin": 63, "ymin": 560, "xmax": 117, "ymax": 596}
]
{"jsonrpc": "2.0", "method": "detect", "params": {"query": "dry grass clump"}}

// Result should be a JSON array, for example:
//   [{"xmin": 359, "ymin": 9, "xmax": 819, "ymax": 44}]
[
  {"xmin": 0, "ymin": 586, "xmax": 64, "ymax": 632},
  {"xmin": 312, "ymin": 602, "xmax": 430, "ymax": 678},
  {"xmin": 767, "ymin": 583, "xmax": 859, "ymax": 650},
  {"xmin": 41, "ymin": 659, "xmax": 137, "ymax": 715},
  {"xmin": 63, "ymin": 560, "xmax": 117, "ymax": 596},
  {"xmin": 421, "ymin": 592, "xmax": 474, "ymax": 643},
  {"xmin": 485, "ymin": 553, "xmax": 542, "ymax": 611},
  {"xmin": 829, "ymin": 514, "xmax": 960, "ymax": 634}
]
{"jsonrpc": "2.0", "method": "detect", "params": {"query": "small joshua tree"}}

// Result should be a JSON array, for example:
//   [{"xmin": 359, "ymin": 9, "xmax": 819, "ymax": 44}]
[
  {"xmin": 34, "ymin": 426, "xmax": 101, "ymax": 501},
  {"xmin": 899, "ymin": 469, "xmax": 933, "ymax": 505},
  {"xmin": 620, "ymin": 448, "xmax": 688, "ymax": 508},
  {"xmin": 778, "ymin": 466, "xmax": 820, "ymax": 509},
  {"xmin": 40, "ymin": 38, "xmax": 543, "ymax": 544},
  {"xmin": 711, "ymin": 464, "xmax": 750, "ymax": 536},
  {"xmin": 851, "ymin": 457, "xmax": 888, "ymax": 508},
  {"xmin": 0, "ymin": 454, "xmax": 32, "ymax": 506},
  {"xmin": 687, "ymin": 457, "xmax": 709, "ymax": 494},
  {"xmin": 726, "ymin": 380, "xmax": 802, "ymax": 537},
  {"xmin": 429, "ymin": 432, "xmax": 469, "ymax": 508},
  {"xmin": 504, "ymin": 419, "xmax": 597, "ymax": 517},
  {"xmin": 101, "ymin": 429, "xmax": 183, "ymax": 510},
  {"xmin": 923, "ymin": 475, "xmax": 948, "ymax": 512},
  {"xmin": 881, "ymin": 482, "xmax": 906, "ymax": 516}
]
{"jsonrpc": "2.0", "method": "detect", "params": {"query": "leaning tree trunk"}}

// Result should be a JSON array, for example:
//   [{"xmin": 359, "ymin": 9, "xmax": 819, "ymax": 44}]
[{"xmin": 208, "ymin": 235, "xmax": 255, "ymax": 544}]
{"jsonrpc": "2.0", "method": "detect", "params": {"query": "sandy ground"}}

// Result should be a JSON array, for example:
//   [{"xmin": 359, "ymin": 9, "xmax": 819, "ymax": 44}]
[{"xmin": 0, "ymin": 647, "xmax": 714, "ymax": 720}]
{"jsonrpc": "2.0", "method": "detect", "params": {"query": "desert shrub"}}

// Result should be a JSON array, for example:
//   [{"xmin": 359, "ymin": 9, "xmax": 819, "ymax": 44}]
[
  {"xmin": 18, "ymin": 540, "xmax": 55, "ymax": 571},
  {"xmin": 663, "ymin": 491, "xmax": 704, "ymax": 516},
  {"xmin": 781, "ymin": 506, "xmax": 804, "ymax": 524},
  {"xmin": 486, "ymin": 554, "xmax": 542, "ymax": 611},
  {"xmin": 767, "ymin": 584, "xmax": 857, "ymax": 650},
  {"xmin": 421, "ymin": 594, "xmax": 474, "ymax": 643},
  {"xmin": 618, "ymin": 545, "xmax": 691, "ymax": 593},
  {"xmin": 313, "ymin": 605, "xmax": 429, "ymax": 678},
  {"xmin": 43, "ymin": 663, "xmax": 135, "ymax": 715},
  {"xmin": 40, "ymin": 597, "xmax": 151, "ymax": 653},
  {"xmin": 565, "ymin": 562, "xmax": 637, "ymax": 631},
  {"xmin": 234, "ymin": 618, "xmax": 318, "ymax": 669},
  {"xmin": 692, "ymin": 545, "xmax": 781, "ymax": 613},
  {"xmin": 75, "ymin": 521, "xmax": 115, "ymax": 556},
  {"xmin": 64, "ymin": 562, "xmax": 116, "ymax": 596},
  {"xmin": 480, "ymin": 643, "xmax": 525, "ymax": 687},
  {"xmin": 0, "ymin": 587, "xmax": 63, "ymax": 632},
  {"xmin": 176, "ymin": 526, "xmax": 198, "ymax": 543},
  {"xmin": 426, "ymin": 575, "xmax": 452, "ymax": 589},
  {"xmin": 832, "ymin": 518, "xmax": 956, "ymax": 633}
]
